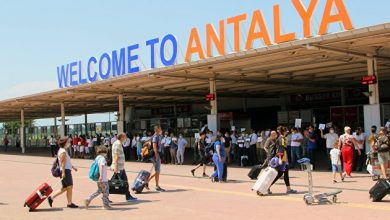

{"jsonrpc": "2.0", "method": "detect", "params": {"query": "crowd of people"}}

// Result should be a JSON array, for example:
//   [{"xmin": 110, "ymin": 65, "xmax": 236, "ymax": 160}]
[{"xmin": 13, "ymin": 122, "xmax": 390, "ymax": 209}]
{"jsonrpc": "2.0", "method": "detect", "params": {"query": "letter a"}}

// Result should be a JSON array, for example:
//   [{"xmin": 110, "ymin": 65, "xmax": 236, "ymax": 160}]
[
  {"xmin": 185, "ymin": 28, "xmax": 205, "ymax": 62},
  {"xmin": 319, "ymin": 0, "xmax": 353, "ymax": 35}
]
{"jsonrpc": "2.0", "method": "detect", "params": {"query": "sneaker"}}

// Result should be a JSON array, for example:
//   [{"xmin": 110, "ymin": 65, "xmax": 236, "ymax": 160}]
[
  {"xmin": 333, "ymin": 180, "xmax": 337, "ymax": 184},
  {"xmin": 156, "ymin": 186, "xmax": 166, "ymax": 192},
  {"xmin": 191, "ymin": 169, "xmax": 195, "ymax": 177},
  {"xmin": 47, "ymin": 196, "xmax": 53, "ymax": 208},
  {"xmin": 103, "ymin": 205, "xmax": 112, "ymax": 210},
  {"xmin": 126, "ymin": 196, "xmax": 138, "ymax": 202},
  {"xmin": 84, "ymin": 199, "xmax": 90, "ymax": 209},
  {"xmin": 202, "ymin": 173, "xmax": 209, "ymax": 178},
  {"xmin": 67, "ymin": 203, "xmax": 79, "ymax": 208},
  {"xmin": 286, "ymin": 189, "xmax": 297, "ymax": 194},
  {"xmin": 108, "ymin": 199, "xmax": 113, "ymax": 203},
  {"xmin": 145, "ymin": 183, "xmax": 150, "ymax": 190}
]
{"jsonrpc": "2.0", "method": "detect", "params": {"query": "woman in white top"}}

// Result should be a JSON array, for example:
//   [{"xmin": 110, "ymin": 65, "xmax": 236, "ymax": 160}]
[{"xmin": 48, "ymin": 138, "xmax": 79, "ymax": 208}]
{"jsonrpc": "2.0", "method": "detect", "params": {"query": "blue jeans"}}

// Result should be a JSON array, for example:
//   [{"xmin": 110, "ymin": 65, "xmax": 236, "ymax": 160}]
[
  {"xmin": 290, "ymin": 147, "xmax": 301, "ymax": 168},
  {"xmin": 211, "ymin": 155, "xmax": 224, "ymax": 181}
]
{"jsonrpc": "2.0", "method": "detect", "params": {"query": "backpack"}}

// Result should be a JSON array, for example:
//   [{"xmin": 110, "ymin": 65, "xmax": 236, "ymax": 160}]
[
  {"xmin": 51, "ymin": 158, "xmax": 62, "ymax": 178},
  {"xmin": 89, "ymin": 156, "xmax": 101, "ymax": 181}
]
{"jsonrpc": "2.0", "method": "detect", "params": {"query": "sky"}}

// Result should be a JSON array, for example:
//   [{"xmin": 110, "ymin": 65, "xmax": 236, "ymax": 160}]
[{"xmin": 0, "ymin": 0, "xmax": 390, "ymax": 125}]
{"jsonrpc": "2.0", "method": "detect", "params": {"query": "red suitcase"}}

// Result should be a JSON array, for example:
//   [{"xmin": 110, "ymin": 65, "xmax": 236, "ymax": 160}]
[{"xmin": 24, "ymin": 182, "xmax": 53, "ymax": 211}]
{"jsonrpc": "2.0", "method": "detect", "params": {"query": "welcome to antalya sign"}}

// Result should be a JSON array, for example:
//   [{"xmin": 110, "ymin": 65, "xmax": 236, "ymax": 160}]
[{"xmin": 56, "ymin": 0, "xmax": 353, "ymax": 88}]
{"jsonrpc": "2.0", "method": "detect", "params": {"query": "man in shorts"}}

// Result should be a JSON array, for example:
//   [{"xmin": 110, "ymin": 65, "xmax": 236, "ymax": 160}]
[
  {"xmin": 190, "ymin": 132, "xmax": 209, "ymax": 177},
  {"xmin": 147, "ymin": 125, "xmax": 165, "ymax": 192}
]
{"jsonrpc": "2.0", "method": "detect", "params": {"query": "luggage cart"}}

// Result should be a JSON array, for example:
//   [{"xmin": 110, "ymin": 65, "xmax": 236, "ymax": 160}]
[
  {"xmin": 366, "ymin": 151, "xmax": 390, "ymax": 181},
  {"xmin": 298, "ymin": 158, "xmax": 342, "ymax": 205}
]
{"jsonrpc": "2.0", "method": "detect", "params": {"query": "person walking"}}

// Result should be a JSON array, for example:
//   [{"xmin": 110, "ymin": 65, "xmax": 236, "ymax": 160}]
[
  {"xmin": 210, "ymin": 134, "xmax": 226, "ymax": 183},
  {"xmin": 111, "ymin": 133, "xmax": 137, "ymax": 202},
  {"xmin": 191, "ymin": 132, "xmax": 209, "ymax": 177},
  {"xmin": 85, "ymin": 146, "xmax": 111, "ymax": 210},
  {"xmin": 176, "ymin": 134, "xmax": 188, "ymax": 165},
  {"xmin": 267, "ymin": 126, "xmax": 297, "ymax": 195},
  {"xmin": 148, "ymin": 125, "xmax": 166, "ymax": 192},
  {"xmin": 330, "ymin": 143, "xmax": 344, "ymax": 183},
  {"xmin": 374, "ymin": 127, "xmax": 390, "ymax": 179},
  {"xmin": 338, "ymin": 126, "xmax": 359, "ymax": 178},
  {"xmin": 320, "ymin": 127, "xmax": 339, "ymax": 170},
  {"xmin": 48, "ymin": 138, "xmax": 79, "ymax": 208}
]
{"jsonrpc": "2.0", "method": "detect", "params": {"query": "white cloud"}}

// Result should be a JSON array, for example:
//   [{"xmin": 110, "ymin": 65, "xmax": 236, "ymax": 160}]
[{"xmin": 0, "ymin": 80, "xmax": 58, "ymax": 101}]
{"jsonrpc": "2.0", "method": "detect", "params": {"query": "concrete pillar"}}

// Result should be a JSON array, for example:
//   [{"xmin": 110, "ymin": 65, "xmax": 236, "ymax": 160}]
[
  {"xmin": 209, "ymin": 79, "xmax": 218, "ymax": 114},
  {"xmin": 207, "ymin": 78, "xmax": 219, "ymax": 134},
  {"xmin": 340, "ymin": 87, "xmax": 346, "ymax": 106},
  {"xmin": 125, "ymin": 106, "xmax": 135, "ymax": 132},
  {"xmin": 118, "ymin": 95, "xmax": 125, "ymax": 134},
  {"xmin": 368, "ymin": 56, "xmax": 379, "ymax": 104},
  {"xmin": 20, "ymin": 109, "xmax": 25, "ymax": 154},
  {"xmin": 364, "ymin": 55, "xmax": 381, "ymax": 151},
  {"xmin": 84, "ymin": 114, "xmax": 88, "ymax": 136},
  {"xmin": 60, "ymin": 103, "xmax": 66, "ymax": 137},
  {"xmin": 54, "ymin": 117, "xmax": 57, "ymax": 136}
]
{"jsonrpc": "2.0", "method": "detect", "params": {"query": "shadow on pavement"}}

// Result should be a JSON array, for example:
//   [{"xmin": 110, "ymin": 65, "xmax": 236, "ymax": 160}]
[
  {"xmin": 31, "ymin": 208, "xmax": 64, "ymax": 212},
  {"xmin": 111, "ymin": 199, "xmax": 156, "ymax": 207},
  {"xmin": 0, "ymin": 202, "xmax": 8, "ymax": 205}
]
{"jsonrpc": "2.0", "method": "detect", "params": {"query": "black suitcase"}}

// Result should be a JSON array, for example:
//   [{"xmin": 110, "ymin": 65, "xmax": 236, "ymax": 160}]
[
  {"xmin": 109, "ymin": 174, "xmax": 129, "ymax": 195},
  {"xmin": 369, "ymin": 179, "xmax": 390, "ymax": 202},
  {"xmin": 248, "ymin": 164, "xmax": 262, "ymax": 180},
  {"xmin": 131, "ymin": 170, "xmax": 151, "ymax": 194},
  {"xmin": 214, "ymin": 162, "xmax": 228, "ymax": 182}
]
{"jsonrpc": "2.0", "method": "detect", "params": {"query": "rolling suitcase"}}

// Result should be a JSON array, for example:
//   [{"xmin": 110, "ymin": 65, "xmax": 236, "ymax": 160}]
[
  {"xmin": 252, "ymin": 167, "xmax": 278, "ymax": 195},
  {"xmin": 369, "ymin": 179, "xmax": 390, "ymax": 202},
  {"xmin": 24, "ymin": 182, "xmax": 53, "ymax": 211},
  {"xmin": 248, "ymin": 164, "xmax": 262, "ymax": 180},
  {"xmin": 132, "ymin": 170, "xmax": 151, "ymax": 194}
]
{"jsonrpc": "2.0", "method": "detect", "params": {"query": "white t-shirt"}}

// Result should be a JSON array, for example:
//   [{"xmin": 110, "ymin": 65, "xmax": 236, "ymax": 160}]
[
  {"xmin": 58, "ymin": 148, "xmax": 72, "ymax": 170},
  {"xmin": 352, "ymin": 132, "xmax": 365, "ymax": 150},
  {"xmin": 96, "ymin": 155, "xmax": 108, "ymax": 182},
  {"xmin": 330, "ymin": 148, "xmax": 341, "ymax": 165},
  {"xmin": 324, "ymin": 133, "xmax": 339, "ymax": 149},
  {"xmin": 291, "ymin": 133, "xmax": 303, "ymax": 147}
]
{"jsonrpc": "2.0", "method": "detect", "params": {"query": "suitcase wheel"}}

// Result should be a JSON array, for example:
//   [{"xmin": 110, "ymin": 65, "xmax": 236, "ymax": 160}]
[
  {"xmin": 332, "ymin": 195, "xmax": 337, "ymax": 203},
  {"xmin": 256, "ymin": 191, "xmax": 265, "ymax": 197}
]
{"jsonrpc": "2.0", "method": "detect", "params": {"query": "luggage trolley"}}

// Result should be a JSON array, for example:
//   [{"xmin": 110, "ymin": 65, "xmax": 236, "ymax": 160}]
[{"xmin": 298, "ymin": 158, "xmax": 342, "ymax": 205}]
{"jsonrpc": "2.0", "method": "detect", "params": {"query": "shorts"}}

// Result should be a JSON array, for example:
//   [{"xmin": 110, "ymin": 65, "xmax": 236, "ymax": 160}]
[
  {"xmin": 73, "ymin": 145, "xmax": 79, "ymax": 152},
  {"xmin": 154, "ymin": 157, "xmax": 161, "ymax": 173},
  {"xmin": 378, "ymin": 152, "xmax": 390, "ymax": 165},
  {"xmin": 85, "ymin": 147, "xmax": 90, "ymax": 154},
  {"xmin": 198, "ymin": 154, "xmax": 208, "ymax": 165},
  {"xmin": 332, "ymin": 164, "xmax": 342, "ymax": 173},
  {"xmin": 79, "ymin": 146, "xmax": 84, "ymax": 153},
  {"xmin": 61, "ymin": 169, "xmax": 73, "ymax": 188}
]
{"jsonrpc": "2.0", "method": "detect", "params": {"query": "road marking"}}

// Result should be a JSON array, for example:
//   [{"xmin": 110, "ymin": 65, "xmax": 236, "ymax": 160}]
[{"xmin": 164, "ymin": 184, "xmax": 390, "ymax": 211}]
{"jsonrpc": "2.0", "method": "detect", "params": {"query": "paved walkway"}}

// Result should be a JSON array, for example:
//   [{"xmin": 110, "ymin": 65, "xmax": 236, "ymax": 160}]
[{"xmin": 0, "ymin": 153, "xmax": 389, "ymax": 220}]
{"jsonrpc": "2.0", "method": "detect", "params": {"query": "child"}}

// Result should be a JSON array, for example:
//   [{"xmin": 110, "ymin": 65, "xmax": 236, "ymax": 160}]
[
  {"xmin": 85, "ymin": 146, "xmax": 111, "ymax": 210},
  {"xmin": 330, "ymin": 143, "xmax": 344, "ymax": 183}
]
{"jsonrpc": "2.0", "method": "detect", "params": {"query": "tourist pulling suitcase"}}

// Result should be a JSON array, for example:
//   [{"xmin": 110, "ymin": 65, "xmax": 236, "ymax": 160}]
[
  {"xmin": 369, "ymin": 179, "xmax": 390, "ymax": 202},
  {"xmin": 132, "ymin": 164, "xmax": 154, "ymax": 194},
  {"xmin": 252, "ymin": 167, "xmax": 278, "ymax": 196},
  {"xmin": 24, "ymin": 180, "xmax": 61, "ymax": 212}
]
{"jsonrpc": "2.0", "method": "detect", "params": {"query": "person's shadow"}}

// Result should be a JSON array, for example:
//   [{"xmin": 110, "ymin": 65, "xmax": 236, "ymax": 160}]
[{"xmin": 30, "ymin": 208, "xmax": 64, "ymax": 212}]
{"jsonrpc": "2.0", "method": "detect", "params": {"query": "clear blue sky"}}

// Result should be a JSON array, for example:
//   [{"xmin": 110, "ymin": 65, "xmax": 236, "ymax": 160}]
[{"xmin": 0, "ymin": 0, "xmax": 389, "ymax": 124}]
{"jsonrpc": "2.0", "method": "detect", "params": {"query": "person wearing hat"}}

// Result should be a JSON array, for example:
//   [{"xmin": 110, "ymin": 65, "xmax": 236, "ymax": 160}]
[{"xmin": 48, "ymin": 137, "xmax": 79, "ymax": 208}]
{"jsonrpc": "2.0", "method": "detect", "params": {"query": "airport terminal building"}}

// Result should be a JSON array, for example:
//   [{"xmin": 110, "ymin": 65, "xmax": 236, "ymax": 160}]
[{"xmin": 0, "ymin": 3, "xmax": 390, "ymax": 154}]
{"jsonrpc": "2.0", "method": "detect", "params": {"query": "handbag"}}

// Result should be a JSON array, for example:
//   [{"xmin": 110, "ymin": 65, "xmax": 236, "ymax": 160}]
[
  {"xmin": 109, "ymin": 173, "xmax": 129, "ymax": 195},
  {"xmin": 51, "ymin": 158, "xmax": 62, "ymax": 178}
]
